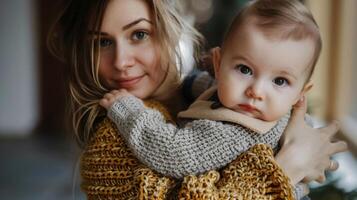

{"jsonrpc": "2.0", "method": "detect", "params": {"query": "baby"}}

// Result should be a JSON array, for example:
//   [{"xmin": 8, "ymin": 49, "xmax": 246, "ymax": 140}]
[{"xmin": 100, "ymin": 0, "xmax": 320, "ymax": 198}]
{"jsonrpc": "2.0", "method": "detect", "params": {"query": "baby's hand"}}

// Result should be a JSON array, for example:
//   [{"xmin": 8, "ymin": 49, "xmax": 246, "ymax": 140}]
[{"xmin": 99, "ymin": 89, "xmax": 133, "ymax": 110}]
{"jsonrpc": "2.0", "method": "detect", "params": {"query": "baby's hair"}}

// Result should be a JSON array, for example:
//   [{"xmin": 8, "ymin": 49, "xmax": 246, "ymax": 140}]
[
  {"xmin": 223, "ymin": 0, "xmax": 321, "ymax": 82},
  {"xmin": 47, "ymin": 0, "xmax": 202, "ymax": 146}
]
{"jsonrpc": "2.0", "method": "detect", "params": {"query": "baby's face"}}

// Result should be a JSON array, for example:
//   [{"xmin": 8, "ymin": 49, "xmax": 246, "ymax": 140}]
[{"xmin": 213, "ymin": 23, "xmax": 314, "ymax": 121}]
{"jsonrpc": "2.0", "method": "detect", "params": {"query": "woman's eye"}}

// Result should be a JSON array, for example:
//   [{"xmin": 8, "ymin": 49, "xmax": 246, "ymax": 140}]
[
  {"xmin": 236, "ymin": 64, "xmax": 253, "ymax": 75},
  {"xmin": 99, "ymin": 38, "xmax": 113, "ymax": 48},
  {"xmin": 273, "ymin": 77, "xmax": 289, "ymax": 86},
  {"xmin": 132, "ymin": 31, "xmax": 149, "ymax": 41}
]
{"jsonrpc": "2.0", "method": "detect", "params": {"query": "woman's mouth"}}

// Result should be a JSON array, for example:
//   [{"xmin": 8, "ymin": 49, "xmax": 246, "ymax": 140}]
[{"xmin": 117, "ymin": 75, "xmax": 145, "ymax": 88}]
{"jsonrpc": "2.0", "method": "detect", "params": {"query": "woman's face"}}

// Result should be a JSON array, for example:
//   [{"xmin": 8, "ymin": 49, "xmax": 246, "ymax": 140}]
[{"xmin": 97, "ymin": 0, "xmax": 167, "ymax": 99}]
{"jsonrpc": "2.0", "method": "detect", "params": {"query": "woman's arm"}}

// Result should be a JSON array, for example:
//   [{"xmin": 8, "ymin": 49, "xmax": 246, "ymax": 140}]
[
  {"xmin": 275, "ymin": 97, "xmax": 348, "ymax": 185},
  {"xmin": 184, "ymin": 71, "xmax": 348, "ymax": 185},
  {"xmin": 107, "ymin": 95, "xmax": 288, "ymax": 179}
]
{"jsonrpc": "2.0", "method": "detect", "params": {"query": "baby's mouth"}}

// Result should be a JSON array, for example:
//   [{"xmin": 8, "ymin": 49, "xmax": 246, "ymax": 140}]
[{"xmin": 238, "ymin": 104, "xmax": 257, "ymax": 112}]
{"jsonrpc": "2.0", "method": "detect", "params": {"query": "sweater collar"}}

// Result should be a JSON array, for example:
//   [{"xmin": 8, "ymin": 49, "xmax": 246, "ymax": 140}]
[{"xmin": 178, "ymin": 86, "xmax": 279, "ymax": 134}]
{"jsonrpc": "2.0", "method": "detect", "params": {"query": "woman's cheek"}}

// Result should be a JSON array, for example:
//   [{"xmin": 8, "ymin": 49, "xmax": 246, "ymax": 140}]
[{"xmin": 148, "ymin": 49, "xmax": 165, "ymax": 83}]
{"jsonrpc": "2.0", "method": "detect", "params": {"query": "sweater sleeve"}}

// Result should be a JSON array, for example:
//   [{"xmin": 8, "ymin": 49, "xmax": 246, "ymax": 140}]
[{"xmin": 108, "ymin": 96, "xmax": 288, "ymax": 179}]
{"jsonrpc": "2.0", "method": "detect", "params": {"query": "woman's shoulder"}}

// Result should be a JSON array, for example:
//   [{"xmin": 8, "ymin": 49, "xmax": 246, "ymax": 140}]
[
  {"xmin": 88, "ymin": 117, "xmax": 124, "ymax": 144},
  {"xmin": 143, "ymin": 99, "xmax": 175, "ymax": 123}
]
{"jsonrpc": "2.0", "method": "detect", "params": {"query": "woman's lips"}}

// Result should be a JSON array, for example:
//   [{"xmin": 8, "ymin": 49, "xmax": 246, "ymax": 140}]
[{"xmin": 117, "ymin": 75, "xmax": 145, "ymax": 88}]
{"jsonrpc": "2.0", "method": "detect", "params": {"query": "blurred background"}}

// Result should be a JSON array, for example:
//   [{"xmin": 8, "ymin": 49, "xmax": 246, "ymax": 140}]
[{"xmin": 0, "ymin": 0, "xmax": 356, "ymax": 199}]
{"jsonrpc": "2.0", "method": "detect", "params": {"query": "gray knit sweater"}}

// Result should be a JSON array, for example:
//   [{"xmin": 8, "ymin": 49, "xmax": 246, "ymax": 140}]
[{"xmin": 108, "ymin": 96, "xmax": 289, "ymax": 179}]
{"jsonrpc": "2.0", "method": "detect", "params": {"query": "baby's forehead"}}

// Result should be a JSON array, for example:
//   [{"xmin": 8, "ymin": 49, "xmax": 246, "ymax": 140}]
[
  {"xmin": 223, "ymin": 26, "xmax": 315, "ymax": 80},
  {"xmin": 267, "ymin": 60, "xmax": 312, "ymax": 79},
  {"xmin": 225, "ymin": 15, "xmax": 318, "ymax": 50}
]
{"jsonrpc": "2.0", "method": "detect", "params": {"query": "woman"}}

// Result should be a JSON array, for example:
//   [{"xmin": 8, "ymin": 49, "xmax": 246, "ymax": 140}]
[{"xmin": 48, "ymin": 0, "xmax": 347, "ymax": 199}]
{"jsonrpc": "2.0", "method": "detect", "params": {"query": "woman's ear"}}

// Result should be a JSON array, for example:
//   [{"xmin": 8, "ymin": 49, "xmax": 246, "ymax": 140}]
[{"xmin": 211, "ymin": 47, "xmax": 222, "ymax": 80}]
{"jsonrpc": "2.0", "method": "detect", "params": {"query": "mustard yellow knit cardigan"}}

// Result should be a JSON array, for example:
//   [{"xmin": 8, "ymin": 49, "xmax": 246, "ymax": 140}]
[{"xmin": 80, "ymin": 100, "xmax": 294, "ymax": 200}]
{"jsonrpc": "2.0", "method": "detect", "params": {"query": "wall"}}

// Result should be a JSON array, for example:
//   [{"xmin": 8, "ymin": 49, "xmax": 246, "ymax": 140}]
[
  {"xmin": 306, "ymin": 0, "xmax": 357, "ymax": 151},
  {"xmin": 0, "ymin": 0, "xmax": 38, "ymax": 135}
]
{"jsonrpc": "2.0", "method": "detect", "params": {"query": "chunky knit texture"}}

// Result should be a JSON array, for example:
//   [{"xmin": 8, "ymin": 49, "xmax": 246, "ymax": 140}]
[
  {"xmin": 179, "ymin": 144, "xmax": 294, "ymax": 200},
  {"xmin": 108, "ymin": 96, "xmax": 289, "ymax": 179},
  {"xmin": 80, "ymin": 100, "xmax": 176, "ymax": 200},
  {"xmin": 81, "ymin": 100, "xmax": 295, "ymax": 199}
]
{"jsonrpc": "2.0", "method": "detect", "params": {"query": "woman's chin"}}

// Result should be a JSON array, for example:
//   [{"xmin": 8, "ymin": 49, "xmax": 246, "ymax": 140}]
[{"xmin": 129, "ymin": 88, "xmax": 153, "ymax": 100}]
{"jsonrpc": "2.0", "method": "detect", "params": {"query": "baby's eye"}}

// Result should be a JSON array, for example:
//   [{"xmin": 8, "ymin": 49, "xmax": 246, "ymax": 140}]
[
  {"xmin": 132, "ymin": 31, "xmax": 149, "ymax": 41},
  {"xmin": 99, "ymin": 38, "xmax": 113, "ymax": 48},
  {"xmin": 273, "ymin": 77, "xmax": 289, "ymax": 86},
  {"xmin": 236, "ymin": 64, "xmax": 253, "ymax": 75}
]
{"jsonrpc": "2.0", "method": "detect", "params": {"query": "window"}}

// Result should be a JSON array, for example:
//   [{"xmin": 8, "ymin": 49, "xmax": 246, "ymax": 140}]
[{"xmin": 306, "ymin": 0, "xmax": 357, "ymax": 151}]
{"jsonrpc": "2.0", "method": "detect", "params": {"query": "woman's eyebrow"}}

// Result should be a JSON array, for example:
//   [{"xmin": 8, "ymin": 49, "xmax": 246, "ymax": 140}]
[
  {"xmin": 122, "ymin": 18, "xmax": 153, "ymax": 30},
  {"xmin": 88, "ymin": 18, "xmax": 153, "ymax": 36}
]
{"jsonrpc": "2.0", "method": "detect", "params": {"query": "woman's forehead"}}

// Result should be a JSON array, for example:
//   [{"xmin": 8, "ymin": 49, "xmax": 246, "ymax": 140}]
[{"xmin": 101, "ymin": 0, "xmax": 153, "ymax": 30}]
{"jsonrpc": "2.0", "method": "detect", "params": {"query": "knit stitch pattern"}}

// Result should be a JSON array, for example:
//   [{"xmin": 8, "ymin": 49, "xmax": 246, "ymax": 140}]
[
  {"xmin": 81, "ymin": 100, "xmax": 295, "ymax": 200},
  {"xmin": 179, "ymin": 144, "xmax": 294, "ymax": 200},
  {"xmin": 80, "ymin": 100, "xmax": 176, "ymax": 200},
  {"xmin": 108, "ymin": 96, "xmax": 289, "ymax": 179}
]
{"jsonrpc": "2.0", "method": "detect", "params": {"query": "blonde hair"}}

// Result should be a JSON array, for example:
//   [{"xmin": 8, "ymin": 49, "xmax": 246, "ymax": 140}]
[
  {"xmin": 223, "ymin": 0, "xmax": 321, "ymax": 81},
  {"xmin": 48, "ymin": 0, "xmax": 202, "ymax": 147}
]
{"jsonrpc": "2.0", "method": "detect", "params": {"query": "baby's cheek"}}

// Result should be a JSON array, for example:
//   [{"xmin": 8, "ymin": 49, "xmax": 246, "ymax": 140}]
[{"xmin": 266, "ymin": 99, "xmax": 291, "ymax": 121}]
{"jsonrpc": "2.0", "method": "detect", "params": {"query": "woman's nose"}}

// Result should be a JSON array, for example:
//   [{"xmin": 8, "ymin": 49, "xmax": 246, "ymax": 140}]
[
  {"xmin": 245, "ymin": 82, "xmax": 264, "ymax": 101},
  {"xmin": 114, "ymin": 44, "xmax": 135, "ymax": 71}
]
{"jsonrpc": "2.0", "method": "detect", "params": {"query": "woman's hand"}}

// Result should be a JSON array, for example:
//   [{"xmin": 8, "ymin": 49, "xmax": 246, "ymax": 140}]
[
  {"xmin": 99, "ymin": 89, "xmax": 133, "ymax": 110},
  {"xmin": 276, "ymin": 96, "xmax": 348, "ymax": 185}
]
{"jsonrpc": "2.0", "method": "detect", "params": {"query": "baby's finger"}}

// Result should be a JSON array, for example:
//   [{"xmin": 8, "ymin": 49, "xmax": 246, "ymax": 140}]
[
  {"xmin": 99, "ymin": 99, "xmax": 109, "ymax": 108},
  {"xmin": 110, "ymin": 90, "xmax": 119, "ymax": 94},
  {"xmin": 104, "ymin": 93, "xmax": 113, "ymax": 99}
]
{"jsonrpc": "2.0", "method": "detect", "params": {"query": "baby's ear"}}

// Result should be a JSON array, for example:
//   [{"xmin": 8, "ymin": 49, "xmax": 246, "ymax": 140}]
[
  {"xmin": 302, "ymin": 81, "xmax": 313, "ymax": 94},
  {"xmin": 295, "ymin": 82, "xmax": 313, "ymax": 104},
  {"xmin": 211, "ymin": 47, "xmax": 221, "ymax": 79}
]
